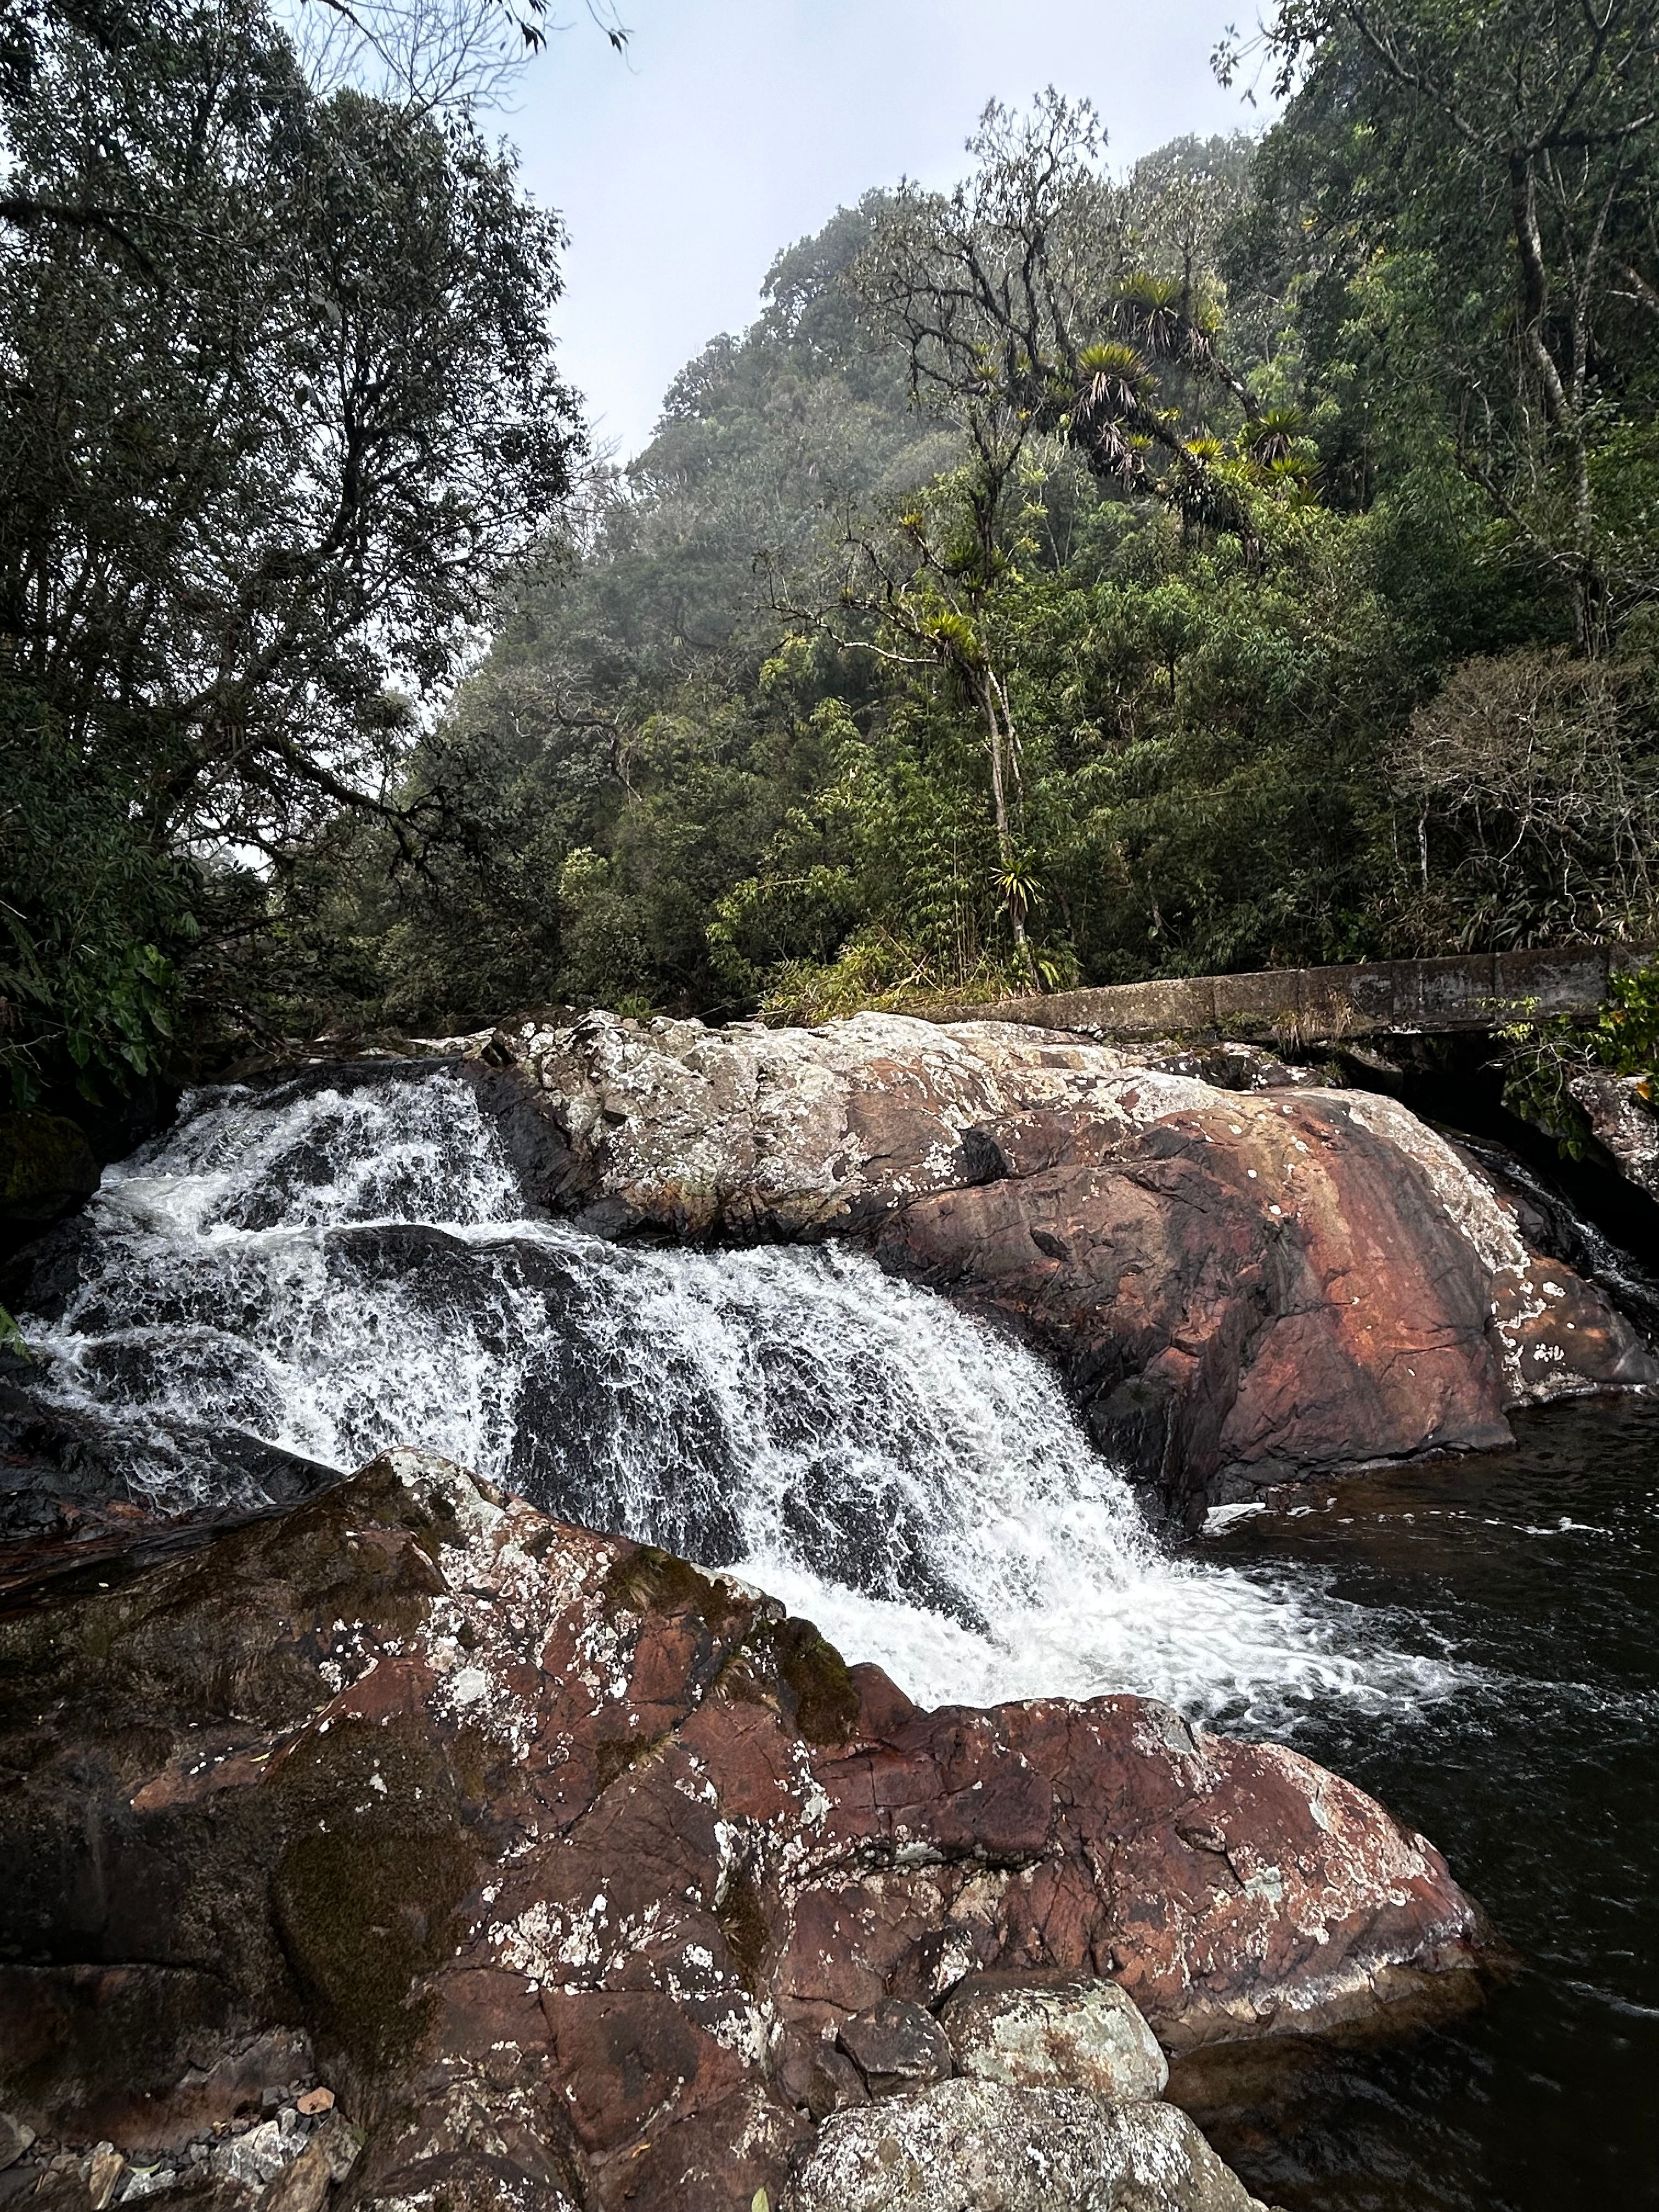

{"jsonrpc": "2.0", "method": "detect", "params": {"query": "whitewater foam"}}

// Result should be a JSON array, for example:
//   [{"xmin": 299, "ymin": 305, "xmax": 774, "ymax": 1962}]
[{"xmin": 19, "ymin": 1064, "xmax": 1469, "ymax": 1730}]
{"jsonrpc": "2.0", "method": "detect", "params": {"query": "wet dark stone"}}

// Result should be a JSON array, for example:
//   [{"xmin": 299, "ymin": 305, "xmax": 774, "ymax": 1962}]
[
  {"xmin": 775, "ymin": 1458, "xmax": 988, "ymax": 1633},
  {"xmin": 455, "ymin": 1062, "xmax": 592, "ymax": 1218},
  {"xmin": 958, "ymin": 1126, "xmax": 1011, "ymax": 1186},
  {"xmin": 1455, "ymin": 1131, "xmax": 1659, "ymax": 1343},
  {"xmin": 837, "ymin": 1998, "xmax": 954, "ymax": 2096},
  {"xmin": 1, "ymin": 1215, "xmax": 102, "ymax": 1324},
  {"xmin": 0, "ymin": 1375, "xmax": 341, "ymax": 1556}
]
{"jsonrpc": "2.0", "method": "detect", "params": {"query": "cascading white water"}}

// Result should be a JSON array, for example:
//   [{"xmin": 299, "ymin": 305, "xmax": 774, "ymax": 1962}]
[{"xmin": 18, "ymin": 1063, "xmax": 1464, "ymax": 1728}]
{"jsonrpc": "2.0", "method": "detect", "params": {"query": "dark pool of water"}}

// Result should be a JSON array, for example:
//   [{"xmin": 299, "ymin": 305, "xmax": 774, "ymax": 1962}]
[{"xmin": 1199, "ymin": 1395, "xmax": 1659, "ymax": 2212}]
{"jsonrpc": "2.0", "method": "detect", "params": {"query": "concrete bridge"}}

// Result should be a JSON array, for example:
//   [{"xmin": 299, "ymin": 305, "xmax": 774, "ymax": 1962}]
[{"xmin": 943, "ymin": 944, "xmax": 1649, "ymax": 1048}]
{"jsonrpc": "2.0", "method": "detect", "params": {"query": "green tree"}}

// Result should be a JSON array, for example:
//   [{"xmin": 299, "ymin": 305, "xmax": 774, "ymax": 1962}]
[
  {"xmin": 1226, "ymin": 0, "xmax": 1659, "ymax": 647},
  {"xmin": 0, "ymin": 0, "xmax": 580, "ymax": 1090}
]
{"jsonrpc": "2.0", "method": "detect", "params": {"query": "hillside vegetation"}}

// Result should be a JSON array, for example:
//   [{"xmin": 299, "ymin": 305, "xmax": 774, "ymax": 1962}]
[{"xmin": 4, "ymin": 0, "xmax": 1658, "ymax": 1096}]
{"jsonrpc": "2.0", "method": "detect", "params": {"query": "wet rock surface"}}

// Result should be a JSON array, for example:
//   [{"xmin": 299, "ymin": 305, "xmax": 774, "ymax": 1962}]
[
  {"xmin": 0, "ymin": 1450, "xmax": 1485, "ymax": 2212},
  {"xmin": 476, "ymin": 1012, "xmax": 1656, "ymax": 1517},
  {"xmin": 0, "ymin": 1353, "xmax": 338, "ymax": 1572}
]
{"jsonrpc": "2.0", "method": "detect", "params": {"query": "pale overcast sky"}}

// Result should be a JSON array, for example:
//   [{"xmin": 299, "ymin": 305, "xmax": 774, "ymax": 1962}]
[{"xmin": 503, "ymin": 1, "xmax": 1268, "ymax": 459}]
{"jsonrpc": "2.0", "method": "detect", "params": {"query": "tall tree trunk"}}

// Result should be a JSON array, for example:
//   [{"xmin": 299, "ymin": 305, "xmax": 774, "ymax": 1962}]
[
  {"xmin": 979, "ymin": 667, "xmax": 1039, "ymax": 990},
  {"xmin": 1508, "ymin": 147, "xmax": 1602, "ymax": 651}
]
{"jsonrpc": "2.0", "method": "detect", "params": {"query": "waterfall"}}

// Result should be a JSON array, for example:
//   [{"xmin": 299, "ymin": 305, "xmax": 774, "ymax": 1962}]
[{"xmin": 15, "ymin": 1062, "xmax": 1463, "ymax": 1728}]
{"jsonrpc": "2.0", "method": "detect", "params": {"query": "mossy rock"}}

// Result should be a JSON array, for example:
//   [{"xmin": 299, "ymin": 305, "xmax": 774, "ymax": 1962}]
[
  {"xmin": 0, "ymin": 1110, "xmax": 99, "ymax": 1222},
  {"xmin": 765, "ymin": 1616, "xmax": 860, "ymax": 1746},
  {"xmin": 715, "ymin": 1863, "xmax": 771, "ymax": 1993},
  {"xmin": 273, "ymin": 1818, "xmax": 478, "ymax": 2080},
  {"xmin": 600, "ymin": 1542, "xmax": 747, "ymax": 1633}
]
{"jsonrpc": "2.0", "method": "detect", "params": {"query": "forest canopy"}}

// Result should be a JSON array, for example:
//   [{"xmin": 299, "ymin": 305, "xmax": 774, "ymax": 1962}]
[
  {"xmin": 4, "ymin": 0, "xmax": 1657, "ymax": 1097},
  {"xmin": 0, "ymin": 0, "xmax": 581, "ymax": 1099}
]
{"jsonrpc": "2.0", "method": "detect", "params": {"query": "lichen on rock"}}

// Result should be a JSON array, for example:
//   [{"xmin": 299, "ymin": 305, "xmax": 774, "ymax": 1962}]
[
  {"xmin": 0, "ymin": 1448, "xmax": 1491, "ymax": 2212},
  {"xmin": 779, "ymin": 2078, "xmax": 1273, "ymax": 2212},
  {"xmin": 940, "ymin": 1972, "xmax": 1169, "ymax": 2106}
]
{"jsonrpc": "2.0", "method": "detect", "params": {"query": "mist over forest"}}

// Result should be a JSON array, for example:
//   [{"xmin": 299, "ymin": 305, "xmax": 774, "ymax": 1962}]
[{"xmin": 4, "ymin": 0, "xmax": 1658, "ymax": 1104}]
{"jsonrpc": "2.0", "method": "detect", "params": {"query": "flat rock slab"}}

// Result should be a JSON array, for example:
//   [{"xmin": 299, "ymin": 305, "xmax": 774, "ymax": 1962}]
[{"xmin": 0, "ymin": 1451, "xmax": 1487, "ymax": 2212}]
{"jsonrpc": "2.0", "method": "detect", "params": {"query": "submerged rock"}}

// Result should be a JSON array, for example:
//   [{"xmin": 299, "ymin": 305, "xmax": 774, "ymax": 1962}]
[
  {"xmin": 0, "ymin": 1450, "xmax": 1488, "ymax": 2212},
  {"xmin": 476, "ymin": 1011, "xmax": 1656, "ymax": 1519}
]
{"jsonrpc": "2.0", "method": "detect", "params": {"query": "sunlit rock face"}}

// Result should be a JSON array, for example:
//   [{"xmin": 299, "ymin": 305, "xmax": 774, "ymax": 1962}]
[
  {"xmin": 0, "ymin": 1452, "xmax": 1488, "ymax": 2212},
  {"xmin": 476, "ymin": 1010, "xmax": 1657, "ymax": 1519}
]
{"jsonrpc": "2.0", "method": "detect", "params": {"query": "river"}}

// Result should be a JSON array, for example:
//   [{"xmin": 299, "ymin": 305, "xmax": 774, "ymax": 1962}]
[
  {"xmin": 10, "ymin": 1059, "xmax": 1657, "ymax": 2208},
  {"xmin": 1201, "ymin": 1398, "xmax": 1659, "ymax": 2212}
]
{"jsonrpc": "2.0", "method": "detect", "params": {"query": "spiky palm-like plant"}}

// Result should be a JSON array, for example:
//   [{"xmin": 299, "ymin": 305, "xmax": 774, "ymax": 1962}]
[
  {"xmin": 1245, "ymin": 407, "xmax": 1307, "ymax": 469},
  {"xmin": 1078, "ymin": 339, "xmax": 1153, "ymax": 408},
  {"xmin": 1113, "ymin": 273, "xmax": 1186, "ymax": 359},
  {"xmin": 1070, "ymin": 342, "xmax": 1155, "ymax": 477}
]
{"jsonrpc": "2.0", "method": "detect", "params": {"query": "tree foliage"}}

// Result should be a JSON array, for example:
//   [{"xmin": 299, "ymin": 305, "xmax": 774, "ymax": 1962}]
[
  {"xmin": 1223, "ymin": 0, "xmax": 1659, "ymax": 646},
  {"xmin": 12, "ymin": 26, "xmax": 1656, "ymax": 1069},
  {"xmin": 301, "ymin": 72, "xmax": 1656, "ymax": 1039},
  {"xmin": 0, "ymin": 0, "xmax": 581, "ymax": 1095}
]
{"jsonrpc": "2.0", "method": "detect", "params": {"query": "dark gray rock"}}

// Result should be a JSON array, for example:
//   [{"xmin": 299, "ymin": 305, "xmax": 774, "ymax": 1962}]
[{"xmin": 837, "ymin": 2000, "xmax": 952, "ymax": 2097}]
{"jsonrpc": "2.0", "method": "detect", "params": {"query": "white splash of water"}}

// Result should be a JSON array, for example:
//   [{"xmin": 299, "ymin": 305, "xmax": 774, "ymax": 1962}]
[
  {"xmin": 19, "ymin": 1065, "xmax": 1466, "ymax": 1730},
  {"xmin": 106, "ymin": 1062, "xmax": 524, "ymax": 1236}
]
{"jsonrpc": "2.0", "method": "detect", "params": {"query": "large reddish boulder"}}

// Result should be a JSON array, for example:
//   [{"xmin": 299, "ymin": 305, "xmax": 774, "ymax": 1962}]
[
  {"xmin": 475, "ymin": 1012, "xmax": 1656, "ymax": 1518},
  {"xmin": 872, "ymin": 1084, "xmax": 1655, "ymax": 1521},
  {"xmin": 0, "ymin": 1451, "xmax": 1489, "ymax": 2212}
]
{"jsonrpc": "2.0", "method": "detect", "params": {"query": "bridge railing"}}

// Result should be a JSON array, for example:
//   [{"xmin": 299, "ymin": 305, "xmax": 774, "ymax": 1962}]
[{"xmin": 934, "ymin": 945, "xmax": 1653, "ymax": 1047}]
